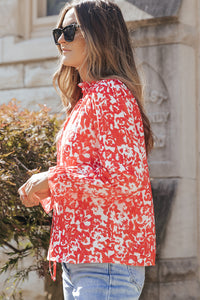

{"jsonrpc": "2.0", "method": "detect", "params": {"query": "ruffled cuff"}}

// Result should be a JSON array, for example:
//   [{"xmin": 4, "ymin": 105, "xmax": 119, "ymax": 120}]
[
  {"xmin": 39, "ymin": 167, "xmax": 57, "ymax": 214},
  {"xmin": 40, "ymin": 196, "xmax": 53, "ymax": 214}
]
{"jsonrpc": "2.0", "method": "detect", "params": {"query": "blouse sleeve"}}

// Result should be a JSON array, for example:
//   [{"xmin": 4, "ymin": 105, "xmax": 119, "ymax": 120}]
[{"xmin": 40, "ymin": 83, "xmax": 149, "ymax": 214}]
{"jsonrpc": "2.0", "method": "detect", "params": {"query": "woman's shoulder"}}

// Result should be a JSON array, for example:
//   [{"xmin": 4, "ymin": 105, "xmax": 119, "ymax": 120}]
[
  {"xmin": 88, "ymin": 78, "xmax": 138, "ymax": 116},
  {"xmin": 89, "ymin": 78, "xmax": 136, "ymax": 108}
]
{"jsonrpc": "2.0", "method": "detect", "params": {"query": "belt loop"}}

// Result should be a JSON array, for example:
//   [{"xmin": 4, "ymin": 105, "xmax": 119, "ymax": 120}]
[{"xmin": 108, "ymin": 263, "xmax": 111, "ymax": 275}]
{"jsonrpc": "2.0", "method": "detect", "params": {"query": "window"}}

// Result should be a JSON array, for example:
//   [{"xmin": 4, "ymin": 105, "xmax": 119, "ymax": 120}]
[
  {"xmin": 16, "ymin": 0, "xmax": 70, "ymax": 41},
  {"xmin": 29, "ymin": 0, "xmax": 69, "ymax": 38},
  {"xmin": 47, "ymin": 0, "xmax": 67, "ymax": 16},
  {"xmin": 37, "ymin": 0, "xmax": 68, "ymax": 18}
]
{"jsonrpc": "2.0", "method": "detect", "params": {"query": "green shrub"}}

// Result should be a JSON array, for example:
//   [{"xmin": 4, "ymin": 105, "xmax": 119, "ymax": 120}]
[{"xmin": 0, "ymin": 100, "xmax": 62, "ymax": 297}]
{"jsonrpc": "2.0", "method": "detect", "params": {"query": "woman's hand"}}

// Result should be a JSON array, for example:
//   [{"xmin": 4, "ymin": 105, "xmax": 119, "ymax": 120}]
[{"xmin": 18, "ymin": 171, "xmax": 51, "ymax": 207}]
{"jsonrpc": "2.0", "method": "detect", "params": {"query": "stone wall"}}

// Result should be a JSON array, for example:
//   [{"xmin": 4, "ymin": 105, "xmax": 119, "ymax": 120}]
[
  {"xmin": 0, "ymin": 60, "xmax": 60, "ymax": 112},
  {"xmin": 129, "ymin": 0, "xmax": 200, "ymax": 298},
  {"xmin": 0, "ymin": 0, "xmax": 200, "ymax": 299}
]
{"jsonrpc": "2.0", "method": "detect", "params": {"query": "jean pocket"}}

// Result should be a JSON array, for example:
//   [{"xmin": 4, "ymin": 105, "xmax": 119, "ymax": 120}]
[
  {"xmin": 62, "ymin": 263, "xmax": 71, "ymax": 281},
  {"xmin": 127, "ymin": 266, "xmax": 145, "ymax": 292},
  {"xmin": 62, "ymin": 262, "xmax": 70, "ymax": 273}
]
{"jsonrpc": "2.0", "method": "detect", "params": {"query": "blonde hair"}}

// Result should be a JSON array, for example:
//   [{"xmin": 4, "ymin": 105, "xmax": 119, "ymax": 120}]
[{"xmin": 53, "ymin": 0, "xmax": 153, "ymax": 154}]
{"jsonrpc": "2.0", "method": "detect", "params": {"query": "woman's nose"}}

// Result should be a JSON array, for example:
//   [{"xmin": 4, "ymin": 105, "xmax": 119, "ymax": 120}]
[{"xmin": 58, "ymin": 33, "xmax": 66, "ymax": 44}]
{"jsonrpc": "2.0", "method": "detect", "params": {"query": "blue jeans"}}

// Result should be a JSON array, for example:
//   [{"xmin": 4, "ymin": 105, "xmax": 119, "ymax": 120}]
[{"xmin": 62, "ymin": 263, "xmax": 145, "ymax": 300}]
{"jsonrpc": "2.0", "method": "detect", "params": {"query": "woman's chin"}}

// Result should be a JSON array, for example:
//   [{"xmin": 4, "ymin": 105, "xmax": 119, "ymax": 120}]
[{"xmin": 61, "ymin": 57, "xmax": 71, "ymax": 67}]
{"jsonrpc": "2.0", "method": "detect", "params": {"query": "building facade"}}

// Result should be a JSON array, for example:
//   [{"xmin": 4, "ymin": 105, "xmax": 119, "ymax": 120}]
[{"xmin": 0, "ymin": 0, "xmax": 200, "ymax": 299}]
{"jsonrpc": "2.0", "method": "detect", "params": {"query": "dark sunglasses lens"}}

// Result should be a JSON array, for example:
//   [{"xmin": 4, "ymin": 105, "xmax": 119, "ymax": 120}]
[
  {"xmin": 53, "ymin": 29, "xmax": 62, "ymax": 45},
  {"xmin": 52, "ymin": 25, "xmax": 77, "ymax": 45},
  {"xmin": 63, "ymin": 26, "xmax": 76, "ymax": 42}
]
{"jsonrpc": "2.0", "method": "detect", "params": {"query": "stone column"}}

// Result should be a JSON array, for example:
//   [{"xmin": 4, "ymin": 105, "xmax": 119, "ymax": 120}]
[
  {"xmin": 119, "ymin": 0, "xmax": 200, "ymax": 298},
  {"xmin": 196, "ymin": 0, "xmax": 200, "ymax": 284}
]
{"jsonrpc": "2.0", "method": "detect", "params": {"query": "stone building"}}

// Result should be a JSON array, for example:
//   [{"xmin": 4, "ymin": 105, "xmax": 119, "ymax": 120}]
[{"xmin": 0, "ymin": 0, "xmax": 200, "ymax": 299}]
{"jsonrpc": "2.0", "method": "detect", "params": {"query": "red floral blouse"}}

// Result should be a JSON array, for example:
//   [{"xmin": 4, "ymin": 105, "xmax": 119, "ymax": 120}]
[{"xmin": 40, "ymin": 78, "xmax": 156, "ymax": 276}]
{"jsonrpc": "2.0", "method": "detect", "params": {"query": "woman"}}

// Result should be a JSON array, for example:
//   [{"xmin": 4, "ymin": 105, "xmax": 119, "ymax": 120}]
[{"xmin": 18, "ymin": 1, "xmax": 156, "ymax": 299}]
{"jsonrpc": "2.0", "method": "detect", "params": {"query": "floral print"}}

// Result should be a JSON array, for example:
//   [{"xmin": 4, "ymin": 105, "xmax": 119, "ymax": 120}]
[{"xmin": 40, "ymin": 79, "xmax": 156, "ymax": 270}]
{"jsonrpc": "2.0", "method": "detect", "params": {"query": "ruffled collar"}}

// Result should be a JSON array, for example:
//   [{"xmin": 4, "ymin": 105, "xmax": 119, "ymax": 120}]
[
  {"xmin": 78, "ymin": 78, "xmax": 124, "ymax": 97},
  {"xmin": 78, "ymin": 81, "xmax": 97, "ymax": 97}
]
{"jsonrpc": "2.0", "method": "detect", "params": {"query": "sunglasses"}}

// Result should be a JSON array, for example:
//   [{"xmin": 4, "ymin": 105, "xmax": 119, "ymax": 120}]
[{"xmin": 52, "ymin": 23, "xmax": 80, "ymax": 45}]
